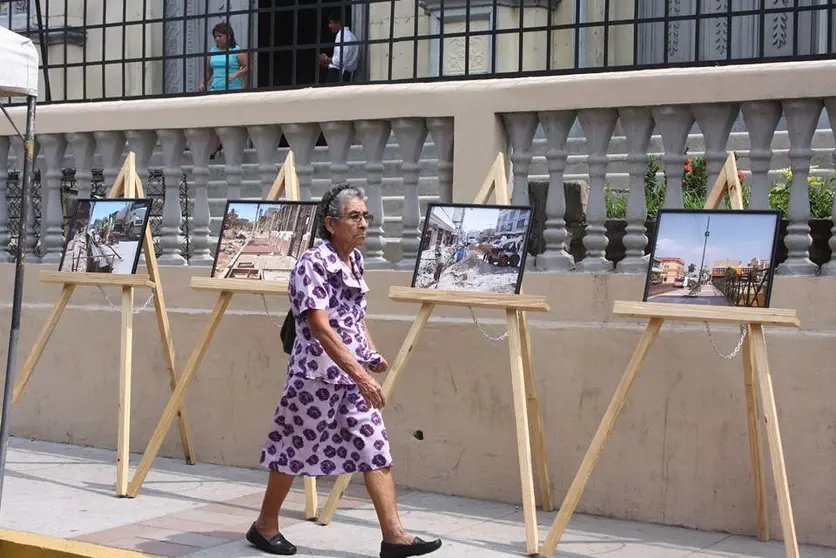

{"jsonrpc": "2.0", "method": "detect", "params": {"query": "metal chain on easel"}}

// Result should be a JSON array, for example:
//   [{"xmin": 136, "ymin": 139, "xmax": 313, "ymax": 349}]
[
  {"xmin": 261, "ymin": 294, "xmax": 284, "ymax": 329},
  {"xmin": 704, "ymin": 322, "xmax": 747, "ymax": 360},
  {"xmin": 468, "ymin": 307, "xmax": 509, "ymax": 342},
  {"xmin": 95, "ymin": 286, "xmax": 156, "ymax": 315}
]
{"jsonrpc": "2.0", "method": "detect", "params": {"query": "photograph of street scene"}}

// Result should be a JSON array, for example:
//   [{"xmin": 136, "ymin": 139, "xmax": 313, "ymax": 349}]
[
  {"xmin": 643, "ymin": 209, "xmax": 781, "ymax": 307},
  {"xmin": 412, "ymin": 203, "xmax": 532, "ymax": 294},
  {"xmin": 211, "ymin": 201, "xmax": 318, "ymax": 281},
  {"xmin": 58, "ymin": 199, "xmax": 151, "ymax": 275}
]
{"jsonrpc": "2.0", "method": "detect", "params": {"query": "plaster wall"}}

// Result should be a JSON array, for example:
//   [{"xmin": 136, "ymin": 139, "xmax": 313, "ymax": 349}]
[{"xmin": 3, "ymin": 264, "xmax": 835, "ymax": 547}]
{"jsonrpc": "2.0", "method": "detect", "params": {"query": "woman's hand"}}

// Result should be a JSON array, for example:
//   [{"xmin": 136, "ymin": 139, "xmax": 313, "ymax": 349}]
[
  {"xmin": 356, "ymin": 373, "xmax": 386, "ymax": 409},
  {"xmin": 368, "ymin": 356, "xmax": 389, "ymax": 374}
]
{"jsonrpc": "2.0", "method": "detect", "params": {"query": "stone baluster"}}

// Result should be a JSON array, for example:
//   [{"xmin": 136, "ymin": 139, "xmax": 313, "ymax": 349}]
[
  {"xmin": 126, "ymin": 131, "xmax": 159, "ymax": 268},
  {"xmin": 282, "ymin": 124, "xmax": 319, "ymax": 201},
  {"xmin": 125, "ymin": 130, "xmax": 158, "ymax": 191},
  {"xmin": 740, "ymin": 101, "xmax": 782, "ymax": 210},
  {"xmin": 821, "ymin": 99, "xmax": 836, "ymax": 276},
  {"xmin": 617, "ymin": 107, "xmax": 654, "ymax": 273},
  {"xmin": 38, "ymin": 134, "xmax": 68, "ymax": 263},
  {"xmin": 356, "ymin": 120, "xmax": 391, "ymax": 268},
  {"xmin": 215, "ymin": 127, "xmax": 248, "ymax": 201},
  {"xmin": 11, "ymin": 136, "xmax": 41, "ymax": 261},
  {"xmin": 184, "ymin": 128, "xmax": 215, "ymax": 265},
  {"xmin": 321, "ymin": 121, "xmax": 355, "ymax": 187},
  {"xmin": 68, "ymin": 133, "xmax": 97, "ymax": 199},
  {"xmin": 692, "ymin": 103, "xmax": 740, "ymax": 196},
  {"xmin": 427, "ymin": 118, "xmax": 454, "ymax": 203},
  {"xmin": 156, "ymin": 129, "xmax": 187, "ymax": 265},
  {"xmin": 0, "ymin": 137, "xmax": 11, "ymax": 257},
  {"xmin": 501, "ymin": 113, "xmax": 538, "ymax": 207},
  {"xmin": 651, "ymin": 105, "xmax": 694, "ymax": 209},
  {"xmin": 392, "ymin": 118, "xmax": 428, "ymax": 269},
  {"xmin": 776, "ymin": 99, "xmax": 822, "ymax": 276},
  {"xmin": 248, "ymin": 125, "xmax": 282, "ymax": 198},
  {"xmin": 576, "ymin": 108, "xmax": 617, "ymax": 273},
  {"xmin": 536, "ymin": 110, "xmax": 576, "ymax": 272},
  {"xmin": 94, "ymin": 131, "xmax": 127, "ymax": 194}
]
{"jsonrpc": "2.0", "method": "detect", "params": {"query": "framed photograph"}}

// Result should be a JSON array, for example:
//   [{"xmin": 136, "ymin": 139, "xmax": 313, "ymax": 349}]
[
  {"xmin": 58, "ymin": 198, "xmax": 152, "ymax": 275},
  {"xmin": 643, "ymin": 209, "xmax": 782, "ymax": 308},
  {"xmin": 211, "ymin": 200, "xmax": 319, "ymax": 281},
  {"xmin": 411, "ymin": 203, "xmax": 534, "ymax": 295}
]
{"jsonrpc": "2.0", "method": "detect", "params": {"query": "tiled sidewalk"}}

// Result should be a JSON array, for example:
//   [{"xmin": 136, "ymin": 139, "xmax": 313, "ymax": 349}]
[{"xmin": 2, "ymin": 438, "xmax": 835, "ymax": 557}]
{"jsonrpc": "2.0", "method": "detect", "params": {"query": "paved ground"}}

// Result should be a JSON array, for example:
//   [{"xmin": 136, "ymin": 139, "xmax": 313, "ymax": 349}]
[{"xmin": 1, "ymin": 438, "xmax": 834, "ymax": 558}]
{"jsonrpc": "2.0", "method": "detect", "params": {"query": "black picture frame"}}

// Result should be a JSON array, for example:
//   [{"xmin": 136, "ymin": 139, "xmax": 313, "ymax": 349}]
[
  {"xmin": 410, "ymin": 202, "xmax": 534, "ymax": 295},
  {"xmin": 642, "ymin": 208, "xmax": 782, "ymax": 308},
  {"xmin": 58, "ymin": 198, "xmax": 152, "ymax": 275},
  {"xmin": 210, "ymin": 199, "xmax": 321, "ymax": 280}
]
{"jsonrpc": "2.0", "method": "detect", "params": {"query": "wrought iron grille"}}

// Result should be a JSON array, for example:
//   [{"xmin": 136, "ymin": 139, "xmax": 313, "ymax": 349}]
[
  {"xmin": 2, "ymin": 0, "xmax": 835, "ymax": 104},
  {"xmin": 7, "ymin": 168, "xmax": 192, "ymax": 263}
]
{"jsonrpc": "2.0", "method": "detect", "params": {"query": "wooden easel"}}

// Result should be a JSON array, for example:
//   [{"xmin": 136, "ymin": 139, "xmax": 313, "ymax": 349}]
[
  {"xmin": 9, "ymin": 152, "xmax": 196, "ymax": 497},
  {"xmin": 316, "ymin": 153, "xmax": 554, "ymax": 557},
  {"xmin": 540, "ymin": 152, "xmax": 801, "ymax": 558},
  {"xmin": 124, "ymin": 151, "xmax": 320, "ymax": 520}
]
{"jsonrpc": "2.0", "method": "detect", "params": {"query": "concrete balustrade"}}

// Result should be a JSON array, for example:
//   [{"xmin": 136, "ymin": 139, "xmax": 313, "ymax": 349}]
[{"xmin": 1, "ymin": 62, "xmax": 836, "ymax": 549}]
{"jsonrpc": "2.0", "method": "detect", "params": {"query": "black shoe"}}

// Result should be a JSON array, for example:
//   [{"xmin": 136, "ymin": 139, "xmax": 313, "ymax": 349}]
[
  {"xmin": 380, "ymin": 537, "xmax": 442, "ymax": 558},
  {"xmin": 246, "ymin": 523, "xmax": 297, "ymax": 555}
]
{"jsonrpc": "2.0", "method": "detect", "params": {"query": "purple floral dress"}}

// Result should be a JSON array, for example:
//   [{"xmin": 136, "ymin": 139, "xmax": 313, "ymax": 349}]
[{"xmin": 259, "ymin": 241, "xmax": 393, "ymax": 476}]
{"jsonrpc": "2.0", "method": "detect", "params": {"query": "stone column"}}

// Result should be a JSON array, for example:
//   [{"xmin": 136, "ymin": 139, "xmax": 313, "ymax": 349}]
[
  {"xmin": 0, "ymin": 137, "xmax": 10, "ymax": 257},
  {"xmin": 692, "ymin": 103, "xmax": 740, "ymax": 194},
  {"xmin": 184, "ymin": 128, "xmax": 215, "ymax": 265},
  {"xmin": 536, "ymin": 110, "xmax": 576, "ymax": 272},
  {"xmin": 356, "ymin": 120, "xmax": 391, "ymax": 268},
  {"xmin": 501, "ymin": 113, "xmax": 538, "ymax": 207},
  {"xmin": 282, "ymin": 124, "xmax": 320, "ymax": 202},
  {"xmin": 321, "ymin": 121, "xmax": 355, "ymax": 187},
  {"xmin": 776, "ymin": 99, "xmax": 821, "ymax": 276},
  {"xmin": 125, "ymin": 130, "xmax": 158, "ymax": 194},
  {"xmin": 38, "ymin": 134, "xmax": 68, "ymax": 264},
  {"xmin": 427, "ymin": 118, "xmax": 454, "ymax": 204},
  {"xmin": 617, "ymin": 107, "xmax": 654, "ymax": 273},
  {"xmin": 576, "ymin": 108, "xmax": 617, "ymax": 273},
  {"xmin": 68, "ymin": 133, "xmax": 96, "ymax": 199},
  {"xmin": 248, "ymin": 125, "xmax": 283, "ymax": 198},
  {"xmin": 215, "ymin": 126, "xmax": 248, "ymax": 201},
  {"xmin": 392, "ymin": 118, "xmax": 428, "ymax": 269},
  {"xmin": 157, "ymin": 129, "xmax": 187, "ymax": 266},
  {"xmin": 741, "ymin": 101, "xmax": 782, "ymax": 210},
  {"xmin": 651, "ymin": 105, "xmax": 694, "ymax": 209}
]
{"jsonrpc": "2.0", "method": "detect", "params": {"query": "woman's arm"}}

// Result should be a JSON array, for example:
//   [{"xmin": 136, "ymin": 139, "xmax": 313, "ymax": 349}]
[
  {"xmin": 230, "ymin": 52, "xmax": 249, "ymax": 86},
  {"xmin": 200, "ymin": 57, "xmax": 212, "ymax": 91},
  {"xmin": 308, "ymin": 310, "xmax": 386, "ymax": 408},
  {"xmin": 363, "ymin": 320, "xmax": 377, "ymax": 352}
]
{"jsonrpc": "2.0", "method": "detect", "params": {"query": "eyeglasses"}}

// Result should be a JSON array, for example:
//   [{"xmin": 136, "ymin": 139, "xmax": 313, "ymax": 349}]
[{"xmin": 336, "ymin": 211, "xmax": 374, "ymax": 224}]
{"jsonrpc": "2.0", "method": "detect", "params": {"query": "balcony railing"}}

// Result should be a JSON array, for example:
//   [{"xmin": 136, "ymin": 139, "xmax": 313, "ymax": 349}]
[
  {"xmin": 3, "ymin": 0, "xmax": 836, "ymax": 104},
  {"xmin": 1, "ymin": 59, "xmax": 836, "ymax": 277}
]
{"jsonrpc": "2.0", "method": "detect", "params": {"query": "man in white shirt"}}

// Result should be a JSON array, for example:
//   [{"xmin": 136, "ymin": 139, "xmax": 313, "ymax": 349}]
[{"xmin": 319, "ymin": 11, "xmax": 359, "ymax": 83}]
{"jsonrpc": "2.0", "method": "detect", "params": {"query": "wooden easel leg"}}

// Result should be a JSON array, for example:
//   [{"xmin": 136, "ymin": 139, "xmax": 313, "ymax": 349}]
[
  {"xmin": 506, "ymin": 310, "xmax": 539, "ymax": 556},
  {"xmin": 318, "ymin": 303, "xmax": 435, "ymax": 526},
  {"xmin": 748, "ymin": 325, "xmax": 800, "ymax": 558},
  {"xmin": 541, "ymin": 318, "xmax": 664, "ymax": 557},
  {"xmin": 518, "ymin": 310, "xmax": 553, "ymax": 512},
  {"xmin": 126, "ymin": 292, "xmax": 233, "ymax": 498},
  {"xmin": 741, "ymin": 324, "xmax": 769, "ymax": 542},
  {"xmin": 116, "ymin": 286, "xmax": 135, "ymax": 496},
  {"xmin": 135, "ymin": 175, "xmax": 196, "ymax": 465},
  {"xmin": 11, "ymin": 284, "xmax": 75, "ymax": 405},
  {"xmin": 304, "ymin": 477, "xmax": 318, "ymax": 520}
]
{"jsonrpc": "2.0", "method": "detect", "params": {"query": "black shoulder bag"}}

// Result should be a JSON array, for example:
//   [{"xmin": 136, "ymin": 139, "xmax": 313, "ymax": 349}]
[{"xmin": 280, "ymin": 310, "xmax": 295, "ymax": 355}]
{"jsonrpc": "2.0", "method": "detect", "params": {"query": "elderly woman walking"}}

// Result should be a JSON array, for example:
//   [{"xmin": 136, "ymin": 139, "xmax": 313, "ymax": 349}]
[{"xmin": 246, "ymin": 184, "xmax": 443, "ymax": 558}]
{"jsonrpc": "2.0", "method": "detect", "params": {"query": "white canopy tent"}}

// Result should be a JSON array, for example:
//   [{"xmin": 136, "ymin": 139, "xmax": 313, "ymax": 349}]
[
  {"xmin": 0, "ymin": 26, "xmax": 39, "ymax": 97},
  {"xmin": 0, "ymin": 25, "xmax": 40, "ymax": 515}
]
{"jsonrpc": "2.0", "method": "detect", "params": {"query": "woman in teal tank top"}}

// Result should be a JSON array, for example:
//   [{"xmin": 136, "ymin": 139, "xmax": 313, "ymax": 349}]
[{"xmin": 200, "ymin": 22, "xmax": 248, "ymax": 93}]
